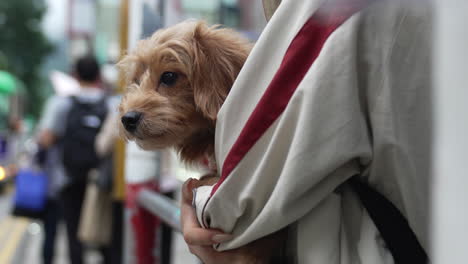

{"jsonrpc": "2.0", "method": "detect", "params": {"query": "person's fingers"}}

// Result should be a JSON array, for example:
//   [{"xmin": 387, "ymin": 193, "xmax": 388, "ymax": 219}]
[
  {"xmin": 183, "ymin": 226, "xmax": 232, "ymax": 245},
  {"xmin": 180, "ymin": 178, "xmax": 233, "ymax": 245},
  {"xmin": 182, "ymin": 177, "xmax": 213, "ymax": 203},
  {"xmin": 180, "ymin": 178, "xmax": 194, "ymax": 204},
  {"xmin": 181, "ymin": 178, "xmax": 198, "ymax": 204},
  {"xmin": 181, "ymin": 198, "xmax": 233, "ymax": 245},
  {"xmin": 180, "ymin": 178, "xmax": 202, "ymax": 229}
]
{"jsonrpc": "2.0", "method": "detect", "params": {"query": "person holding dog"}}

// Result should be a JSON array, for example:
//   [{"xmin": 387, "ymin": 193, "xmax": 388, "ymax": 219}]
[{"xmin": 181, "ymin": 0, "xmax": 433, "ymax": 263}]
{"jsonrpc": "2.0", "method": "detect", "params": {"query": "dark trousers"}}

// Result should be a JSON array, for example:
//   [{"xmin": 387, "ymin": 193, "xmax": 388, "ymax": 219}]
[
  {"xmin": 42, "ymin": 199, "xmax": 60, "ymax": 264},
  {"xmin": 60, "ymin": 182, "xmax": 86, "ymax": 264},
  {"xmin": 109, "ymin": 202, "xmax": 123, "ymax": 264}
]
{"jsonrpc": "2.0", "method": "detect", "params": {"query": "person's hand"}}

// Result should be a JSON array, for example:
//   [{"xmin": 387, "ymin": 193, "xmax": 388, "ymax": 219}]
[
  {"xmin": 37, "ymin": 129, "xmax": 56, "ymax": 148},
  {"xmin": 181, "ymin": 178, "xmax": 270, "ymax": 264}
]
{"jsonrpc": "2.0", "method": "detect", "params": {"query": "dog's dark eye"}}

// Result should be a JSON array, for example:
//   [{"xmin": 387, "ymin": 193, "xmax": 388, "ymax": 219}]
[{"xmin": 160, "ymin": 72, "xmax": 178, "ymax": 86}]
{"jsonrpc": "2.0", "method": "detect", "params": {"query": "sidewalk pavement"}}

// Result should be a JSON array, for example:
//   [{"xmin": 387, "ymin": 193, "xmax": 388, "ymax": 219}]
[
  {"xmin": 15, "ymin": 221, "xmax": 198, "ymax": 264},
  {"xmin": 0, "ymin": 189, "xmax": 198, "ymax": 263}
]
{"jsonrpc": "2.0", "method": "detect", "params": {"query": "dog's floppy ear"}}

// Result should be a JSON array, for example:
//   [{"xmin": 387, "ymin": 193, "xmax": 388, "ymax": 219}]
[
  {"xmin": 117, "ymin": 38, "xmax": 151, "ymax": 86},
  {"xmin": 117, "ymin": 55, "xmax": 145, "ymax": 88},
  {"xmin": 191, "ymin": 21, "xmax": 251, "ymax": 121}
]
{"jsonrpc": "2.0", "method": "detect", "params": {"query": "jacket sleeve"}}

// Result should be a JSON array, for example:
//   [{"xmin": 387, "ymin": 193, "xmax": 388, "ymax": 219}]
[
  {"xmin": 195, "ymin": 0, "xmax": 431, "ymax": 255},
  {"xmin": 193, "ymin": 17, "xmax": 373, "ymax": 250}
]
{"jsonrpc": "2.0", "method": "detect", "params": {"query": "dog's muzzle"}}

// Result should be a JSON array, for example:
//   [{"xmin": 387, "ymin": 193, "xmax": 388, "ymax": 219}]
[{"xmin": 121, "ymin": 111, "xmax": 142, "ymax": 133}]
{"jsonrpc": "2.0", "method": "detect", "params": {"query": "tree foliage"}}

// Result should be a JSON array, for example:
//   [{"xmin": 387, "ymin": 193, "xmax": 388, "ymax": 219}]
[{"xmin": 0, "ymin": 0, "xmax": 53, "ymax": 118}]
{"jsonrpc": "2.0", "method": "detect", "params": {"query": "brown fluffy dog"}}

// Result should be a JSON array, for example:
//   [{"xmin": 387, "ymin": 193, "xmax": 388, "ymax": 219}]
[
  {"xmin": 118, "ymin": 20, "xmax": 251, "ymax": 165},
  {"xmin": 119, "ymin": 21, "xmax": 289, "ymax": 263}
]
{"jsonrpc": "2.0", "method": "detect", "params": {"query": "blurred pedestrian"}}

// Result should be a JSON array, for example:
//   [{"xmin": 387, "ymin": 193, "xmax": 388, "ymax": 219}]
[
  {"xmin": 37, "ymin": 95, "xmax": 68, "ymax": 264},
  {"xmin": 91, "ymin": 110, "xmax": 121, "ymax": 264},
  {"xmin": 38, "ymin": 55, "xmax": 116, "ymax": 264},
  {"xmin": 181, "ymin": 0, "xmax": 432, "ymax": 263}
]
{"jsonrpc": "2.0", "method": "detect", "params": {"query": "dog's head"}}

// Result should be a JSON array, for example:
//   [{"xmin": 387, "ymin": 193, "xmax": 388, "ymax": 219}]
[{"xmin": 118, "ymin": 21, "xmax": 251, "ymax": 161}]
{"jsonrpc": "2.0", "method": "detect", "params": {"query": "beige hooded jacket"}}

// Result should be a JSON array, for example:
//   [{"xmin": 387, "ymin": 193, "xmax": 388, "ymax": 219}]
[{"xmin": 194, "ymin": 0, "xmax": 432, "ymax": 263}]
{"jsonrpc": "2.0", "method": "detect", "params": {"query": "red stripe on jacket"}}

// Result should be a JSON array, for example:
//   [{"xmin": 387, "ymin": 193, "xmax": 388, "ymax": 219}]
[{"xmin": 211, "ymin": 0, "xmax": 372, "ymax": 196}]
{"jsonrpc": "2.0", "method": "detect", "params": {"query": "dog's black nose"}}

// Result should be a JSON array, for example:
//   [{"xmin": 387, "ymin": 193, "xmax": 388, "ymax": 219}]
[{"xmin": 121, "ymin": 111, "xmax": 142, "ymax": 133}]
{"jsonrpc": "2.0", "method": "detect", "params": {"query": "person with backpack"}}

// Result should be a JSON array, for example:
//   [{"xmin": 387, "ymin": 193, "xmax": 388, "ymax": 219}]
[{"xmin": 38, "ymin": 55, "xmax": 117, "ymax": 264}]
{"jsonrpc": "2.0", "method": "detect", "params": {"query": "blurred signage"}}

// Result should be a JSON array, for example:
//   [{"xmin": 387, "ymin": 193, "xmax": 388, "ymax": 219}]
[{"xmin": 70, "ymin": 0, "xmax": 96, "ymax": 37}]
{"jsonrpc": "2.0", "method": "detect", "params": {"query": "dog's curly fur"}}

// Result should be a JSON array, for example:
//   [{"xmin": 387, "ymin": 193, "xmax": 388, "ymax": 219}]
[
  {"xmin": 119, "ymin": 21, "xmax": 291, "ymax": 263},
  {"xmin": 118, "ymin": 20, "xmax": 251, "ymax": 164}
]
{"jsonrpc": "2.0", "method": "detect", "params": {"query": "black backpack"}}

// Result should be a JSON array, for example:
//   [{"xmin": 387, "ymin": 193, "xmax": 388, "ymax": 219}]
[{"xmin": 62, "ymin": 96, "xmax": 108, "ymax": 182}]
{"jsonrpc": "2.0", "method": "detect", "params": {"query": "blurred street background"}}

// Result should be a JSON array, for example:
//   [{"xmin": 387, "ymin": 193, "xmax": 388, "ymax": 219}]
[
  {"xmin": 0, "ymin": 189, "xmax": 199, "ymax": 263},
  {"xmin": 1, "ymin": 1, "xmax": 467, "ymax": 264},
  {"xmin": 0, "ymin": 0, "xmax": 266, "ymax": 263}
]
